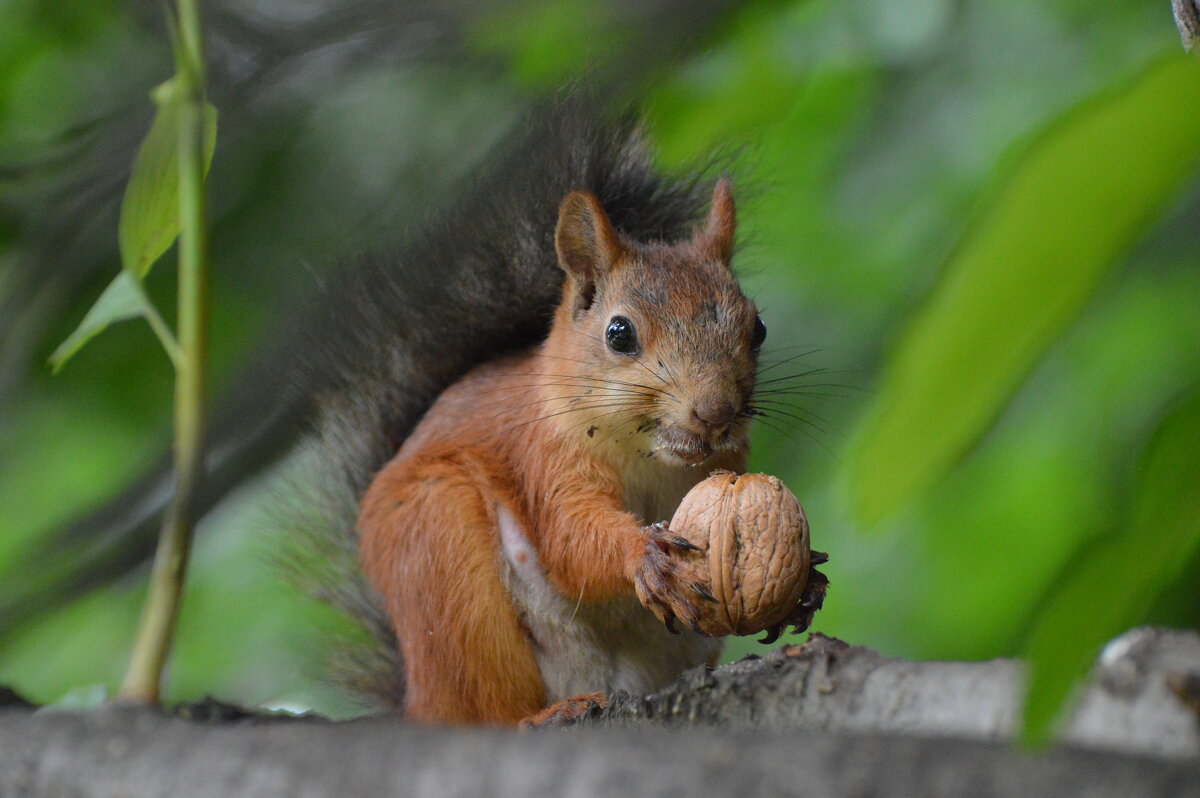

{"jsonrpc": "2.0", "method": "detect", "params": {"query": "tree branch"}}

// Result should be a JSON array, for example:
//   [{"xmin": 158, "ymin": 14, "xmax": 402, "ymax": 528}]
[
  {"xmin": 1, "ymin": 629, "xmax": 1196, "ymax": 797},
  {"xmin": 587, "ymin": 628, "xmax": 1200, "ymax": 760}
]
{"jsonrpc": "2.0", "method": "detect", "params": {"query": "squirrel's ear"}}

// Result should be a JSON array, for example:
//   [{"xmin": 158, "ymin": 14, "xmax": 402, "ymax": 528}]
[
  {"xmin": 695, "ymin": 178, "xmax": 736, "ymax": 264},
  {"xmin": 555, "ymin": 191, "xmax": 622, "ymax": 283}
]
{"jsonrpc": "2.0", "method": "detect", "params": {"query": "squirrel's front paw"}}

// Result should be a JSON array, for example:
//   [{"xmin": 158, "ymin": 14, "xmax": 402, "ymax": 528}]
[{"xmin": 631, "ymin": 521, "xmax": 716, "ymax": 635}]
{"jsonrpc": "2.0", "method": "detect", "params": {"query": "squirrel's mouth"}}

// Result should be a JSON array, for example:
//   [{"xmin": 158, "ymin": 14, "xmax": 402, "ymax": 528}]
[{"xmin": 651, "ymin": 425, "xmax": 716, "ymax": 466}]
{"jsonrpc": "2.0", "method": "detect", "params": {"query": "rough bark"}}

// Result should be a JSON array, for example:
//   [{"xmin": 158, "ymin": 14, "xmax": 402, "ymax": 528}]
[
  {"xmin": 593, "ymin": 628, "xmax": 1200, "ymax": 760},
  {"xmin": 1, "ymin": 628, "xmax": 1197, "ymax": 798}
]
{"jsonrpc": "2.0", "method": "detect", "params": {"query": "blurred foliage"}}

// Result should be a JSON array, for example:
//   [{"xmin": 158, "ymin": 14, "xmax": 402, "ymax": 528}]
[
  {"xmin": 1022, "ymin": 386, "xmax": 1200, "ymax": 744},
  {"xmin": 844, "ymin": 54, "xmax": 1200, "ymax": 527},
  {"xmin": 1, "ymin": 0, "xmax": 1197, "ymax": 733}
]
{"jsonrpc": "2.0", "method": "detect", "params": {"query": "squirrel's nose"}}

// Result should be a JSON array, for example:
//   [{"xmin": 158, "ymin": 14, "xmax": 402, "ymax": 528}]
[{"xmin": 690, "ymin": 400, "xmax": 737, "ymax": 433}]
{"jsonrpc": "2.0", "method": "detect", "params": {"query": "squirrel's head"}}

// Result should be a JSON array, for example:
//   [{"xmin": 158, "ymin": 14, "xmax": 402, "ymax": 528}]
[{"xmin": 546, "ymin": 179, "xmax": 762, "ymax": 467}]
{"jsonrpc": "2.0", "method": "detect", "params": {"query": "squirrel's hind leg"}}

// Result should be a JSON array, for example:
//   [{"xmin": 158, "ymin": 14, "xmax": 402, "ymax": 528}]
[
  {"xmin": 519, "ymin": 692, "xmax": 608, "ymax": 729},
  {"xmin": 359, "ymin": 452, "xmax": 545, "ymax": 725}
]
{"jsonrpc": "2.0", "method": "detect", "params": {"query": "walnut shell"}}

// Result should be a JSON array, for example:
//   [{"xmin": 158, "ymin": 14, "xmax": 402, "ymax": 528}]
[{"xmin": 670, "ymin": 471, "xmax": 811, "ymax": 637}]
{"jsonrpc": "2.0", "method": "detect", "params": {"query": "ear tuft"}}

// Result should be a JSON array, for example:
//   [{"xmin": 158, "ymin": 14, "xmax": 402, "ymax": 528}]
[
  {"xmin": 697, "ymin": 177, "xmax": 736, "ymax": 263},
  {"xmin": 555, "ymin": 191, "xmax": 622, "ymax": 282}
]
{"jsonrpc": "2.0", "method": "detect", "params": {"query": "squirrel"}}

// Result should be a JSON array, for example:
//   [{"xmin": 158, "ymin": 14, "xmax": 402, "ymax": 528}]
[
  {"xmin": 15, "ymin": 100, "xmax": 826, "ymax": 720},
  {"xmin": 351, "ymin": 158, "xmax": 830, "ymax": 723},
  {"xmin": 359, "ymin": 179, "xmax": 774, "ymax": 725},
  {"xmin": 292, "ymin": 104, "xmax": 827, "ymax": 725}
]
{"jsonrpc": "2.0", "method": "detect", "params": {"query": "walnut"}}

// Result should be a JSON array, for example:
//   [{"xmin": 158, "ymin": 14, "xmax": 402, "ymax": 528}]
[{"xmin": 670, "ymin": 471, "xmax": 824, "ymax": 638}]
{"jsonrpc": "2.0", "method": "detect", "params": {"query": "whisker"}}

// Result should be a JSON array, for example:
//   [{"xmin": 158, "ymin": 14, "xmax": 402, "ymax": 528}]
[
  {"xmin": 753, "ymin": 349, "xmax": 824, "ymax": 377},
  {"xmin": 568, "ymin": 406, "xmax": 651, "ymax": 443},
  {"xmin": 751, "ymin": 385, "xmax": 858, "ymax": 400},
  {"xmin": 472, "ymin": 391, "xmax": 647, "ymax": 418},
  {"xmin": 745, "ymin": 402, "xmax": 831, "ymax": 436},
  {"xmin": 750, "ymin": 368, "xmax": 832, "ymax": 388},
  {"xmin": 531, "ymin": 358, "xmax": 674, "ymax": 397},
  {"xmin": 464, "ymin": 384, "xmax": 655, "ymax": 404},
  {"xmin": 451, "ymin": 388, "xmax": 652, "ymax": 420},
  {"xmin": 759, "ymin": 344, "xmax": 827, "ymax": 355},
  {"xmin": 748, "ymin": 394, "xmax": 839, "ymax": 430},
  {"xmin": 592, "ymin": 409, "xmax": 656, "ymax": 448},
  {"xmin": 567, "ymin": 328, "xmax": 673, "ymax": 389},
  {"xmin": 653, "ymin": 354, "xmax": 683, "ymax": 396},
  {"xmin": 752, "ymin": 374, "xmax": 859, "ymax": 389},
  {"xmin": 461, "ymin": 372, "xmax": 668, "ymax": 398},
  {"xmin": 744, "ymin": 411, "xmax": 833, "ymax": 457},
  {"xmin": 458, "ymin": 395, "xmax": 646, "ymax": 436},
  {"xmin": 433, "ymin": 398, "xmax": 646, "ymax": 455},
  {"xmin": 497, "ymin": 401, "xmax": 639, "ymax": 432}
]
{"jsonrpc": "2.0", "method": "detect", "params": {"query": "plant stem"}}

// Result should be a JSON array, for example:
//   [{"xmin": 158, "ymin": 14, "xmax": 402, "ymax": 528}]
[
  {"xmin": 132, "ymin": 278, "xmax": 183, "ymax": 368},
  {"xmin": 119, "ymin": 0, "xmax": 209, "ymax": 704}
]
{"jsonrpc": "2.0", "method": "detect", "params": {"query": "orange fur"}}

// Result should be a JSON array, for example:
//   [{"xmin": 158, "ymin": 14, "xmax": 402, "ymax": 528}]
[
  {"xmin": 360, "ymin": 450, "xmax": 543, "ymax": 724},
  {"xmin": 358, "ymin": 181, "xmax": 758, "ymax": 725}
]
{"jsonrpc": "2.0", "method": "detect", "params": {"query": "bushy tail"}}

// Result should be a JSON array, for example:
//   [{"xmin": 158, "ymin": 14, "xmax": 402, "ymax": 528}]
[{"xmin": 274, "ymin": 98, "xmax": 717, "ymax": 707}]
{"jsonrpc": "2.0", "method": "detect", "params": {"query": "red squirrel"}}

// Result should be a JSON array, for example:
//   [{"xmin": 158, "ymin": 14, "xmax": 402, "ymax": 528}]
[
  {"xmin": 357, "ymin": 180, "xmax": 805, "ymax": 725},
  {"xmin": 30, "ymin": 104, "xmax": 822, "ymax": 720}
]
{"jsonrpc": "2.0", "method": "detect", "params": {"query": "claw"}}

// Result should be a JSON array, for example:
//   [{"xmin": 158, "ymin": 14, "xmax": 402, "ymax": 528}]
[
  {"xmin": 646, "ymin": 523, "xmax": 700, "ymax": 553},
  {"xmin": 758, "ymin": 623, "xmax": 782, "ymax": 645},
  {"xmin": 635, "ymin": 522, "xmax": 709, "ymax": 635},
  {"xmin": 668, "ymin": 535, "xmax": 701, "ymax": 552}
]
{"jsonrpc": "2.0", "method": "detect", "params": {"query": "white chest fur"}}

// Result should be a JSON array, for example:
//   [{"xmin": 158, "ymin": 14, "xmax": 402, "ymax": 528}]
[
  {"xmin": 495, "ymin": 493, "xmax": 720, "ymax": 703},
  {"xmin": 618, "ymin": 454, "xmax": 707, "ymax": 525}
]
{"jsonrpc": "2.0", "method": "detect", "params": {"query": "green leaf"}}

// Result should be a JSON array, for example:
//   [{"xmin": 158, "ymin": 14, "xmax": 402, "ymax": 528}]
[
  {"xmin": 48, "ymin": 271, "xmax": 147, "ymax": 373},
  {"xmin": 843, "ymin": 54, "xmax": 1200, "ymax": 526},
  {"xmin": 117, "ymin": 77, "xmax": 217, "ymax": 279},
  {"xmin": 1021, "ymin": 387, "xmax": 1200, "ymax": 745}
]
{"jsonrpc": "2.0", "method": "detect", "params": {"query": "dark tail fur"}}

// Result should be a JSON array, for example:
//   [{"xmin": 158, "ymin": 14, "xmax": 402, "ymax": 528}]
[{"xmin": 267, "ymin": 98, "xmax": 718, "ymax": 707}]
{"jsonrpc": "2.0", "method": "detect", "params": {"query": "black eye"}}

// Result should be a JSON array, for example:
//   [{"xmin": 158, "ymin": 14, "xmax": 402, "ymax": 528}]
[
  {"xmin": 751, "ymin": 315, "xmax": 767, "ymax": 351},
  {"xmin": 605, "ymin": 316, "xmax": 639, "ymax": 355}
]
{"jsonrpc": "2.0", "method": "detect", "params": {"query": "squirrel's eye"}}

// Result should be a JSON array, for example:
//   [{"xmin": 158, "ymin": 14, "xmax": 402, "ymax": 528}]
[
  {"xmin": 751, "ymin": 316, "xmax": 767, "ymax": 351},
  {"xmin": 605, "ymin": 316, "xmax": 639, "ymax": 355}
]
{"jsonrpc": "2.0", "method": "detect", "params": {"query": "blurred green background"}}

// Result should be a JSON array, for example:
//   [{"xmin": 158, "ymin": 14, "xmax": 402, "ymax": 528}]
[{"xmin": 1, "ymin": 0, "xmax": 1197, "ymax": 723}]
